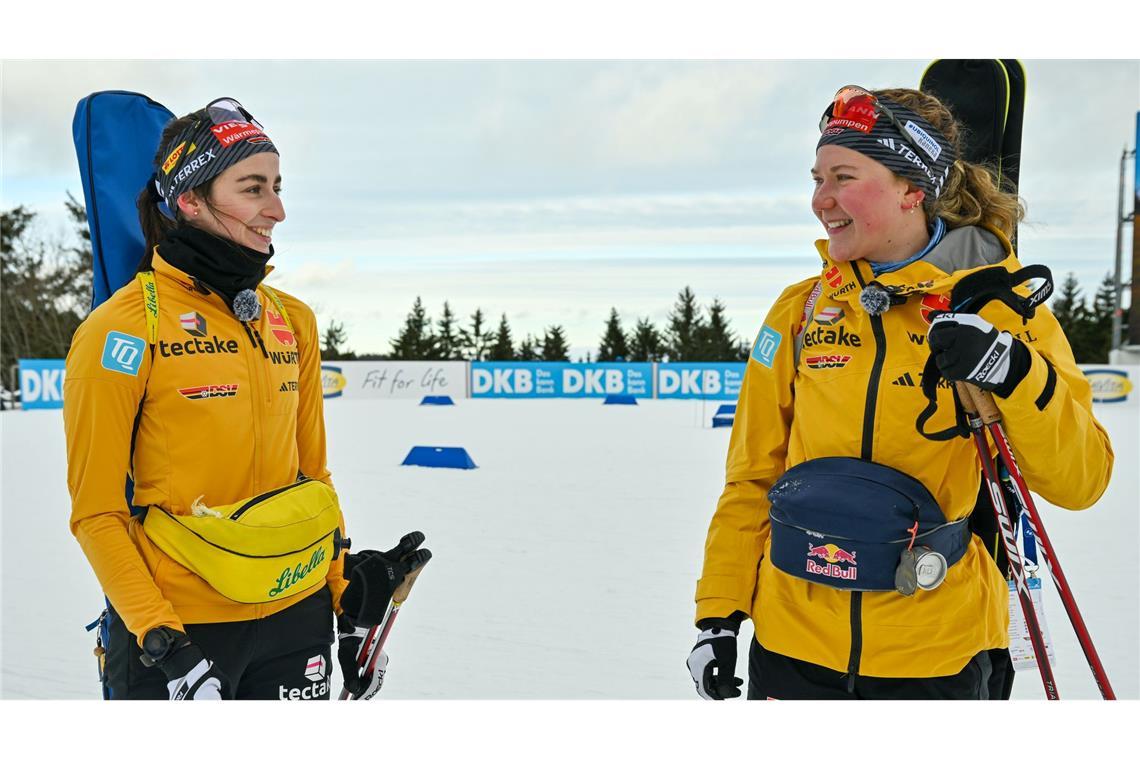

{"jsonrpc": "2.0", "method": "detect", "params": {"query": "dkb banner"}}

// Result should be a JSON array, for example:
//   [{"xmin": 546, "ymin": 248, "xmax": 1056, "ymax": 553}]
[
  {"xmin": 656, "ymin": 363, "xmax": 746, "ymax": 400},
  {"xmin": 19, "ymin": 359, "xmax": 67, "ymax": 410},
  {"xmin": 471, "ymin": 362, "xmax": 653, "ymax": 398}
]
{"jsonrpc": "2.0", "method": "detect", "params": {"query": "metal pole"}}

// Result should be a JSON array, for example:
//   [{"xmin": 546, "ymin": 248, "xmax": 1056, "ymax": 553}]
[{"xmin": 1112, "ymin": 147, "xmax": 1126, "ymax": 354}]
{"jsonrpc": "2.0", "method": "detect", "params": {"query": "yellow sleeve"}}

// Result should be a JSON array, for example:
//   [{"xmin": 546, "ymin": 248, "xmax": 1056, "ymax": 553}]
[
  {"xmin": 988, "ymin": 303, "xmax": 1114, "ymax": 509},
  {"xmin": 64, "ymin": 307, "xmax": 185, "ymax": 644},
  {"xmin": 287, "ymin": 297, "xmax": 349, "ymax": 611},
  {"xmin": 694, "ymin": 279, "xmax": 814, "ymax": 624}
]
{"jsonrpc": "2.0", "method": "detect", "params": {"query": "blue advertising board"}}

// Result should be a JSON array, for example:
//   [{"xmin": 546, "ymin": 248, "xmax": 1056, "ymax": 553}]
[
  {"xmin": 471, "ymin": 362, "xmax": 654, "ymax": 398},
  {"xmin": 19, "ymin": 359, "xmax": 67, "ymax": 410},
  {"xmin": 657, "ymin": 363, "xmax": 746, "ymax": 400}
]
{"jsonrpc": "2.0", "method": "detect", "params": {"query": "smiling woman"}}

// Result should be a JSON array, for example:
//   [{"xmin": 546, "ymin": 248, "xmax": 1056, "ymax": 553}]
[
  {"xmin": 686, "ymin": 85, "xmax": 1113, "ymax": 702},
  {"xmin": 63, "ymin": 97, "xmax": 430, "ymax": 701}
]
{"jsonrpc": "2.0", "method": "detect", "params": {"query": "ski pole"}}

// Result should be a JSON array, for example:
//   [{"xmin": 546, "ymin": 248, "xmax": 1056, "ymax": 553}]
[
  {"xmin": 957, "ymin": 382, "xmax": 1059, "ymax": 700},
  {"xmin": 339, "ymin": 559, "xmax": 430, "ymax": 700},
  {"xmin": 960, "ymin": 383, "xmax": 1116, "ymax": 700}
]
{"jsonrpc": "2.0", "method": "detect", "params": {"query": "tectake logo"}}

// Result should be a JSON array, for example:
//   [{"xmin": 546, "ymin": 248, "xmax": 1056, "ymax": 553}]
[
  {"xmin": 180, "ymin": 311, "xmax": 207, "ymax": 337},
  {"xmin": 304, "ymin": 654, "xmax": 326, "ymax": 682},
  {"xmin": 278, "ymin": 654, "xmax": 329, "ymax": 700},
  {"xmin": 814, "ymin": 306, "xmax": 845, "ymax": 325},
  {"xmin": 100, "ymin": 332, "xmax": 146, "ymax": 376}
]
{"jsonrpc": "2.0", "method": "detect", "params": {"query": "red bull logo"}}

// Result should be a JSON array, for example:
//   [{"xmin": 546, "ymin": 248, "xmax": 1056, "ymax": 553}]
[
  {"xmin": 806, "ymin": 542, "xmax": 858, "ymax": 581},
  {"xmin": 266, "ymin": 310, "xmax": 296, "ymax": 346}
]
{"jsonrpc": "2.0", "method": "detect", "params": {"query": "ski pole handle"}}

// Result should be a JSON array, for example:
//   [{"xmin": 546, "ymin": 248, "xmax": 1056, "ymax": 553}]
[
  {"xmin": 956, "ymin": 382, "xmax": 1002, "ymax": 424},
  {"xmin": 393, "ymin": 562, "xmax": 427, "ymax": 605}
]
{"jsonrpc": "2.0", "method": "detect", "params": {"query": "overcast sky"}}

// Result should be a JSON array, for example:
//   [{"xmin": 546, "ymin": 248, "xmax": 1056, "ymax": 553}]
[{"xmin": 2, "ymin": 59, "xmax": 1137, "ymax": 357}]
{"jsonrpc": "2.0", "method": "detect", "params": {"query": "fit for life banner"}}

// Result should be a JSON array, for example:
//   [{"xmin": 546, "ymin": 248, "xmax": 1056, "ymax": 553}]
[
  {"xmin": 18, "ymin": 359, "xmax": 67, "ymax": 410},
  {"xmin": 320, "ymin": 361, "xmax": 467, "ymax": 400},
  {"xmin": 470, "ymin": 362, "xmax": 653, "ymax": 398},
  {"xmin": 656, "ymin": 363, "xmax": 746, "ymax": 400}
]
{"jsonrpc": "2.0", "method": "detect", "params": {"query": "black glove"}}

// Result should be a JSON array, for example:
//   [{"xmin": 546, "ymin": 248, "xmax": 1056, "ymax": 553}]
[
  {"xmin": 145, "ymin": 630, "xmax": 229, "ymax": 700},
  {"xmin": 340, "ymin": 532, "xmax": 432, "ymax": 626},
  {"xmin": 337, "ymin": 613, "xmax": 388, "ymax": 700},
  {"xmin": 927, "ymin": 312, "xmax": 1030, "ymax": 397},
  {"xmin": 686, "ymin": 617, "xmax": 743, "ymax": 700}
]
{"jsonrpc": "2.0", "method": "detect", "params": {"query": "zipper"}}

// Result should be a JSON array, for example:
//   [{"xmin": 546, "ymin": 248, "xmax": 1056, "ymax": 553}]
[
  {"xmin": 230, "ymin": 478, "xmax": 312, "ymax": 520},
  {"xmin": 846, "ymin": 591, "xmax": 863, "ymax": 693},
  {"xmin": 852, "ymin": 264, "xmax": 887, "ymax": 461}
]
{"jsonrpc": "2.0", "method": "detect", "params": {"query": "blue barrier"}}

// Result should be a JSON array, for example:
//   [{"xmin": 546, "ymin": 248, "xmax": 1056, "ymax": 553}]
[
  {"xmin": 715, "ymin": 404, "xmax": 737, "ymax": 416},
  {"xmin": 603, "ymin": 394, "xmax": 637, "ymax": 405},
  {"xmin": 657, "ymin": 363, "xmax": 746, "ymax": 400},
  {"xmin": 471, "ymin": 362, "xmax": 653, "ymax": 398},
  {"xmin": 420, "ymin": 395, "xmax": 455, "ymax": 406},
  {"xmin": 18, "ymin": 359, "xmax": 66, "ymax": 410},
  {"xmin": 401, "ymin": 446, "xmax": 477, "ymax": 469},
  {"xmin": 711, "ymin": 415, "xmax": 734, "ymax": 428}
]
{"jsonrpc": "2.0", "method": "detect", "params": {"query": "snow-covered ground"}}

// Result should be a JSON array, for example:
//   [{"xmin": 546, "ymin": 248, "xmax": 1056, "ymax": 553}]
[{"xmin": 2, "ymin": 398, "xmax": 1136, "ymax": 699}]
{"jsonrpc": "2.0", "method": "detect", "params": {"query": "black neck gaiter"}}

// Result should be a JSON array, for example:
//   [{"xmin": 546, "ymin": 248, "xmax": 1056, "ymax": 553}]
[{"xmin": 159, "ymin": 225, "xmax": 273, "ymax": 313}]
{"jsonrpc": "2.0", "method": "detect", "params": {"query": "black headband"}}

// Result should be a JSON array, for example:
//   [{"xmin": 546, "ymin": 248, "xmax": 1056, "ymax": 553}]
[
  {"xmin": 817, "ymin": 90, "xmax": 957, "ymax": 201},
  {"xmin": 154, "ymin": 100, "xmax": 279, "ymax": 210}
]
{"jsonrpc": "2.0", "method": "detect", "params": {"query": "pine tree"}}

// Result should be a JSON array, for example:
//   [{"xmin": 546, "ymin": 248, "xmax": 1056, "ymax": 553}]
[
  {"xmin": 518, "ymin": 335, "xmax": 540, "ymax": 361},
  {"xmin": 388, "ymin": 296, "xmax": 437, "ymax": 359},
  {"xmin": 664, "ymin": 286, "xmax": 706, "ymax": 361},
  {"xmin": 628, "ymin": 317, "xmax": 664, "ymax": 362},
  {"xmin": 541, "ymin": 325, "xmax": 570, "ymax": 361},
  {"xmin": 1051, "ymin": 272, "xmax": 1094, "ymax": 362},
  {"xmin": 1089, "ymin": 272, "xmax": 1117, "ymax": 362},
  {"xmin": 699, "ymin": 298, "xmax": 738, "ymax": 360},
  {"xmin": 459, "ymin": 307, "xmax": 494, "ymax": 361},
  {"xmin": 596, "ymin": 308, "xmax": 630, "ymax": 361},
  {"xmin": 487, "ymin": 313, "xmax": 515, "ymax": 360},
  {"xmin": 434, "ymin": 301, "xmax": 461, "ymax": 360},
  {"xmin": 321, "ymin": 319, "xmax": 350, "ymax": 360}
]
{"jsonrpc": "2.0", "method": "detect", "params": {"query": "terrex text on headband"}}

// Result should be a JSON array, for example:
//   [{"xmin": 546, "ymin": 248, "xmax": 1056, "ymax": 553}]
[
  {"xmin": 153, "ymin": 97, "xmax": 279, "ymax": 213},
  {"xmin": 817, "ymin": 86, "xmax": 957, "ymax": 201}
]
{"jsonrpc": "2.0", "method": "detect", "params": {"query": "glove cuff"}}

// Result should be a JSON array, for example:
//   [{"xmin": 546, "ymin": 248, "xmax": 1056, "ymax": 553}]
[
  {"xmin": 993, "ymin": 338, "xmax": 1031, "ymax": 398},
  {"xmin": 158, "ymin": 642, "xmax": 206, "ymax": 682},
  {"xmin": 696, "ymin": 613, "xmax": 743, "ymax": 634}
]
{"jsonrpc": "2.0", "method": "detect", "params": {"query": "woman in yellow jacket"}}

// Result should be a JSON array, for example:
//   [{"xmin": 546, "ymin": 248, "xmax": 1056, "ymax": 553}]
[
  {"xmin": 65, "ymin": 98, "xmax": 427, "ymax": 700},
  {"xmin": 687, "ymin": 86, "xmax": 1113, "ymax": 699}
]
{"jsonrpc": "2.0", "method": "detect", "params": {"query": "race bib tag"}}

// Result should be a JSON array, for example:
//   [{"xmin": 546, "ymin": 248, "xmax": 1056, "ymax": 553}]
[{"xmin": 1007, "ymin": 576, "xmax": 1056, "ymax": 672}]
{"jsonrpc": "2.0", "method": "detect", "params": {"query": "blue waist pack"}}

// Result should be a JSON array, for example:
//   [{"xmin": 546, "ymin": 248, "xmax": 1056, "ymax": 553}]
[{"xmin": 767, "ymin": 457, "xmax": 970, "ymax": 593}]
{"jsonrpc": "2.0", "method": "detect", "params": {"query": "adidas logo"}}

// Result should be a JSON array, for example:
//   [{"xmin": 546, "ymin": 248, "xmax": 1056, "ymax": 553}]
[{"xmin": 892, "ymin": 372, "xmax": 917, "ymax": 387}]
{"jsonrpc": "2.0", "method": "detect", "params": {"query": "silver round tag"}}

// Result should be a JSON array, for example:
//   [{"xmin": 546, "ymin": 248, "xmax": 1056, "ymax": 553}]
[{"xmin": 914, "ymin": 547, "xmax": 948, "ymax": 591}]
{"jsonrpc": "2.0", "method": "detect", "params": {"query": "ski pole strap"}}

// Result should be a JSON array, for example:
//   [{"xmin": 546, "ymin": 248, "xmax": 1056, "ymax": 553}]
[
  {"xmin": 916, "ymin": 352, "xmax": 970, "ymax": 440},
  {"xmin": 949, "ymin": 263, "xmax": 1053, "ymax": 320}
]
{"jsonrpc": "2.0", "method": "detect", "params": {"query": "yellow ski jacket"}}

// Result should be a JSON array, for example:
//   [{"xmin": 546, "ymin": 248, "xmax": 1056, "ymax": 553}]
[
  {"xmin": 696, "ymin": 226, "xmax": 1113, "ymax": 678},
  {"xmin": 64, "ymin": 251, "xmax": 348, "ymax": 646}
]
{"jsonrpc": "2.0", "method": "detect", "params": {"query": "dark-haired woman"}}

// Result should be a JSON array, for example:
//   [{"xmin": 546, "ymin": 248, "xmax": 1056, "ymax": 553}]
[
  {"xmin": 64, "ymin": 99, "xmax": 426, "ymax": 700},
  {"xmin": 686, "ymin": 86, "xmax": 1113, "ymax": 700}
]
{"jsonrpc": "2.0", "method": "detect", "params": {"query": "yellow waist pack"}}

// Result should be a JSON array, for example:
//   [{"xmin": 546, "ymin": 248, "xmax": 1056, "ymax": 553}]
[{"xmin": 142, "ymin": 479, "xmax": 343, "ymax": 604}]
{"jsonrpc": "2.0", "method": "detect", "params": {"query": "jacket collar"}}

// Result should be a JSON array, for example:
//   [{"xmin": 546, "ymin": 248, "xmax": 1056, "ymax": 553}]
[{"xmin": 813, "ymin": 224, "xmax": 1017, "ymax": 304}]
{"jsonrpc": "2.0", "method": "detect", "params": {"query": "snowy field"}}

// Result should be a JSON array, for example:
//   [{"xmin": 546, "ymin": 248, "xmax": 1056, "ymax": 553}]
[{"xmin": 1, "ymin": 398, "xmax": 1136, "ymax": 700}]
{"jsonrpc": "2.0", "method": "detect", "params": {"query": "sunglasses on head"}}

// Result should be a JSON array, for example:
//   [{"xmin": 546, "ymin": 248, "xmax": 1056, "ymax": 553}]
[
  {"xmin": 819, "ymin": 85, "xmax": 932, "ymax": 162},
  {"xmin": 205, "ymin": 97, "xmax": 263, "ymax": 130}
]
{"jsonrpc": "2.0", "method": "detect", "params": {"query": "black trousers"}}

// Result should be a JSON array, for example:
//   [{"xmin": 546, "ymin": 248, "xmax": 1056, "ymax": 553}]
[
  {"xmin": 103, "ymin": 586, "xmax": 335, "ymax": 700},
  {"xmin": 747, "ymin": 639, "xmax": 1015, "ymax": 700}
]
